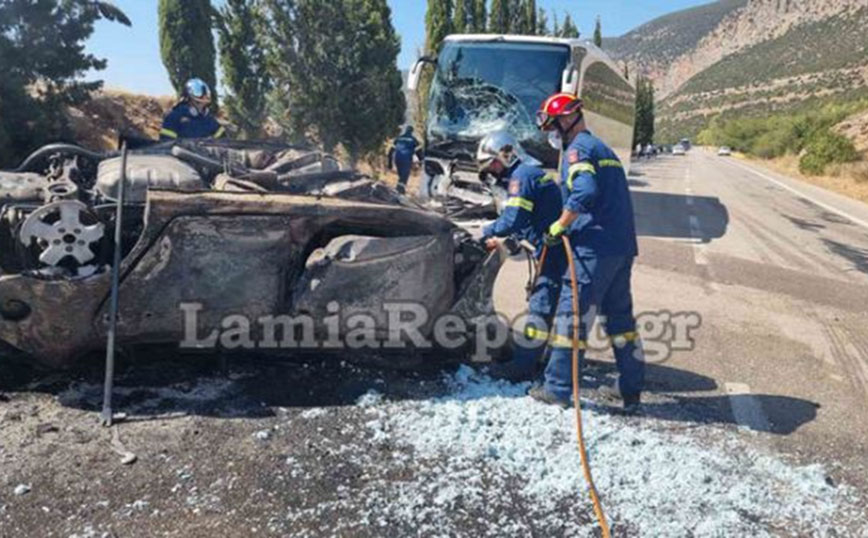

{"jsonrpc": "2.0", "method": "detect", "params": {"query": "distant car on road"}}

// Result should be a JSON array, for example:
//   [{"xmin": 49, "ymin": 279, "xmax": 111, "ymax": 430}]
[
  {"xmin": 673, "ymin": 144, "xmax": 687, "ymax": 156},
  {"xmin": 718, "ymin": 146, "xmax": 732, "ymax": 156}
]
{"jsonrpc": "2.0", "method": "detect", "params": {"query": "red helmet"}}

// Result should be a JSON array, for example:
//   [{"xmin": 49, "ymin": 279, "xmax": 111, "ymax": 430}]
[{"xmin": 536, "ymin": 93, "xmax": 583, "ymax": 131}]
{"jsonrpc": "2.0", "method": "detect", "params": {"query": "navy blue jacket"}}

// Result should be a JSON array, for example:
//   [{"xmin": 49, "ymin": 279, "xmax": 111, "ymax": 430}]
[
  {"xmin": 561, "ymin": 131, "xmax": 638, "ymax": 257},
  {"xmin": 483, "ymin": 162, "xmax": 564, "ymax": 256},
  {"xmin": 160, "ymin": 103, "xmax": 225, "ymax": 141},
  {"xmin": 393, "ymin": 133, "xmax": 419, "ymax": 163}
]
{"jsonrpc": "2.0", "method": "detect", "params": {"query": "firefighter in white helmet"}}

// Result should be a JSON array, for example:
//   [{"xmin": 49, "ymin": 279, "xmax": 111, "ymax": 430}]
[{"xmin": 477, "ymin": 130, "xmax": 566, "ymax": 381}]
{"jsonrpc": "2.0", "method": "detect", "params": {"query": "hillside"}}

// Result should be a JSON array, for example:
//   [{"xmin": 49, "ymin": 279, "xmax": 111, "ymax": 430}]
[
  {"xmin": 603, "ymin": 0, "xmax": 746, "ymax": 88},
  {"xmin": 657, "ymin": 5, "xmax": 868, "ymax": 141},
  {"xmin": 604, "ymin": 0, "xmax": 868, "ymax": 143}
]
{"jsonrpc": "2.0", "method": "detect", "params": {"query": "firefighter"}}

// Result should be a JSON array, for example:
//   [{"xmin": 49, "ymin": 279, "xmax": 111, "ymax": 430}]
[
  {"xmin": 477, "ymin": 131, "xmax": 566, "ymax": 381},
  {"xmin": 533, "ymin": 92, "xmax": 645, "ymax": 411},
  {"xmin": 160, "ymin": 78, "xmax": 225, "ymax": 141},
  {"xmin": 388, "ymin": 126, "xmax": 419, "ymax": 194}
]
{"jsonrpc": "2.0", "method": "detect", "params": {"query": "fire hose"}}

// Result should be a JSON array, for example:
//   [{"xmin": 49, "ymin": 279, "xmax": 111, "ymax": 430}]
[{"xmin": 531, "ymin": 240, "xmax": 612, "ymax": 537}]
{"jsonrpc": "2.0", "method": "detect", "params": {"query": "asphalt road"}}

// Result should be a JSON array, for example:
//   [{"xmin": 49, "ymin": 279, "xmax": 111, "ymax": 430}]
[
  {"xmin": 2, "ymin": 149, "xmax": 868, "ymax": 537},
  {"xmin": 632, "ymin": 149, "xmax": 868, "ymax": 479},
  {"xmin": 495, "ymin": 147, "xmax": 868, "ymax": 487}
]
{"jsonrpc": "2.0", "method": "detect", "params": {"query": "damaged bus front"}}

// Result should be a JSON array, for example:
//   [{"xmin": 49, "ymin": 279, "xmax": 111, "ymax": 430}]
[{"xmin": 408, "ymin": 35, "xmax": 636, "ymax": 219}]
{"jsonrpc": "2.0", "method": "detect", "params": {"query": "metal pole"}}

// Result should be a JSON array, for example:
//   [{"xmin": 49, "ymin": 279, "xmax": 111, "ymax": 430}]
[{"xmin": 101, "ymin": 143, "xmax": 128, "ymax": 427}]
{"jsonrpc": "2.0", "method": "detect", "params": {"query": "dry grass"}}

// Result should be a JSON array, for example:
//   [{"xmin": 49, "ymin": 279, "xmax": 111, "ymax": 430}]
[
  {"xmin": 67, "ymin": 90, "xmax": 176, "ymax": 151},
  {"xmin": 742, "ymin": 152, "xmax": 868, "ymax": 204}
]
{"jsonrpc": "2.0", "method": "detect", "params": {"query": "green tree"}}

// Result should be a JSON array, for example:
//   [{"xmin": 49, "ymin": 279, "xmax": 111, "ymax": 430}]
[
  {"xmin": 633, "ymin": 76, "xmax": 655, "ymax": 147},
  {"xmin": 216, "ymin": 0, "xmax": 272, "ymax": 139},
  {"xmin": 453, "ymin": 0, "xmax": 469, "ymax": 33},
  {"xmin": 536, "ymin": 7, "xmax": 548, "ymax": 36},
  {"xmin": 510, "ymin": 0, "xmax": 525, "ymax": 33},
  {"xmin": 511, "ymin": 0, "xmax": 535, "ymax": 34},
  {"xmin": 524, "ymin": 0, "xmax": 537, "ymax": 35},
  {"xmin": 550, "ymin": 11, "xmax": 560, "ymax": 37},
  {"xmin": 593, "ymin": 16, "xmax": 602, "ymax": 47},
  {"xmin": 0, "ymin": 0, "xmax": 130, "ymax": 166},
  {"xmin": 560, "ymin": 14, "xmax": 579, "ymax": 38},
  {"xmin": 158, "ymin": 0, "xmax": 217, "ymax": 100},
  {"xmin": 490, "ymin": 0, "xmax": 509, "ymax": 33},
  {"xmin": 426, "ymin": 0, "xmax": 453, "ymax": 54},
  {"xmin": 262, "ymin": 0, "xmax": 405, "ymax": 162},
  {"xmin": 623, "ymin": 63, "xmax": 630, "ymax": 80},
  {"xmin": 471, "ymin": 0, "xmax": 487, "ymax": 32}
]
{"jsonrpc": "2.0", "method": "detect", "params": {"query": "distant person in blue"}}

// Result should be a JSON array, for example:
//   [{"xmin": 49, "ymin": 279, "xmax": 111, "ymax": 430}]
[
  {"xmin": 477, "ymin": 131, "xmax": 567, "ymax": 381},
  {"xmin": 388, "ymin": 126, "xmax": 420, "ymax": 194},
  {"xmin": 160, "ymin": 78, "xmax": 225, "ymax": 141}
]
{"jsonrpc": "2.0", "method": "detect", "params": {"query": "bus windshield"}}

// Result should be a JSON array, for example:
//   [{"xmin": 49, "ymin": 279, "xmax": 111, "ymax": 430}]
[{"xmin": 427, "ymin": 41, "xmax": 570, "ymax": 166}]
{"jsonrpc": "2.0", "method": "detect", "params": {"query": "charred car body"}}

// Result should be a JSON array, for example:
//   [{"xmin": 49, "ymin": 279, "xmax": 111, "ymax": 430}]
[
  {"xmin": 0, "ymin": 140, "xmax": 505, "ymax": 369},
  {"xmin": 408, "ymin": 35, "xmax": 637, "ymax": 218}
]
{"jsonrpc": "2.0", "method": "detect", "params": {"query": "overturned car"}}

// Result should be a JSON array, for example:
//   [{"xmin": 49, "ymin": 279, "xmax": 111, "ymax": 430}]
[{"xmin": 0, "ymin": 140, "xmax": 506, "ymax": 369}]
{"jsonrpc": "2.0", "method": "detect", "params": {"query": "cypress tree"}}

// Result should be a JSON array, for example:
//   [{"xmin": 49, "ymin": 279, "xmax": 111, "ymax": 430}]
[
  {"xmin": 536, "ymin": 7, "xmax": 548, "ymax": 36},
  {"xmin": 158, "ymin": 0, "xmax": 217, "ymax": 100},
  {"xmin": 510, "ymin": 0, "xmax": 524, "ymax": 33},
  {"xmin": 633, "ymin": 77, "xmax": 656, "ymax": 147},
  {"xmin": 525, "ymin": 0, "xmax": 537, "ymax": 35},
  {"xmin": 490, "ymin": 0, "xmax": 509, "ymax": 33},
  {"xmin": 426, "ymin": 0, "xmax": 453, "ymax": 54},
  {"xmin": 594, "ymin": 16, "xmax": 602, "ymax": 47},
  {"xmin": 560, "ymin": 14, "xmax": 579, "ymax": 38},
  {"xmin": 217, "ymin": 0, "xmax": 272, "ymax": 138},
  {"xmin": 453, "ymin": 0, "xmax": 469, "ymax": 34},
  {"xmin": 471, "ymin": 0, "xmax": 487, "ymax": 32}
]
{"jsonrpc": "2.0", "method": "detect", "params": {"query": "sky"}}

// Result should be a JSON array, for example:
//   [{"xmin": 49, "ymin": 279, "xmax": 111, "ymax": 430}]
[{"xmin": 87, "ymin": 0, "xmax": 712, "ymax": 96}]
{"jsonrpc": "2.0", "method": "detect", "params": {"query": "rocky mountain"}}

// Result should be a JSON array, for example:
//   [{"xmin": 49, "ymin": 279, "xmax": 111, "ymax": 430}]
[
  {"xmin": 605, "ymin": 0, "xmax": 868, "ymax": 141},
  {"xmin": 603, "ymin": 0, "xmax": 747, "ymax": 95}
]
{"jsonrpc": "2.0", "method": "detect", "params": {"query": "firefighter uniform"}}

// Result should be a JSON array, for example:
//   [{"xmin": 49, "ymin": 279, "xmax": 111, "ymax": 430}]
[
  {"xmin": 544, "ymin": 130, "xmax": 645, "ymax": 402},
  {"xmin": 391, "ymin": 131, "xmax": 419, "ymax": 192},
  {"xmin": 482, "ymin": 161, "xmax": 567, "ymax": 375},
  {"xmin": 160, "ymin": 104, "xmax": 225, "ymax": 141}
]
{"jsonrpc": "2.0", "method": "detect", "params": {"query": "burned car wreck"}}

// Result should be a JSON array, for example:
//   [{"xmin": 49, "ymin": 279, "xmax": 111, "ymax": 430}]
[{"xmin": 0, "ymin": 140, "xmax": 506, "ymax": 369}]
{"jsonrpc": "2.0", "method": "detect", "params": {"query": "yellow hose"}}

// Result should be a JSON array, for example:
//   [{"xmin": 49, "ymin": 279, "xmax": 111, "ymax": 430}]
[
  {"xmin": 533, "ymin": 239, "xmax": 611, "ymax": 536},
  {"xmin": 561, "ymin": 235, "xmax": 611, "ymax": 538}
]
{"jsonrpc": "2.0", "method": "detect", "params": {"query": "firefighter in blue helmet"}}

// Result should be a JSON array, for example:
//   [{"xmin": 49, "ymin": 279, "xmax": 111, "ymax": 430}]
[
  {"xmin": 533, "ymin": 93, "xmax": 645, "ymax": 412},
  {"xmin": 160, "ymin": 78, "xmax": 226, "ymax": 141},
  {"xmin": 477, "ymin": 131, "xmax": 567, "ymax": 381},
  {"xmin": 388, "ymin": 126, "xmax": 420, "ymax": 194}
]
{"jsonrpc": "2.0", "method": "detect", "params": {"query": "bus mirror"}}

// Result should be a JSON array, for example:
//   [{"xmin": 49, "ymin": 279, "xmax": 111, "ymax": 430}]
[
  {"xmin": 408, "ymin": 56, "xmax": 437, "ymax": 92},
  {"xmin": 561, "ymin": 66, "xmax": 579, "ymax": 95}
]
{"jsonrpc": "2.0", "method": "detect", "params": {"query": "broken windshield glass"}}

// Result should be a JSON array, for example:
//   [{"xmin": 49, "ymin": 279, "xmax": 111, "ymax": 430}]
[{"xmin": 427, "ymin": 41, "xmax": 570, "ymax": 167}]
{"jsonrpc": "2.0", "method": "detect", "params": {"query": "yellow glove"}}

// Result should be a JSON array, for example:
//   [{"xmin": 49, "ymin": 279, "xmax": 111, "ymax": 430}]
[{"xmin": 544, "ymin": 221, "xmax": 567, "ymax": 246}]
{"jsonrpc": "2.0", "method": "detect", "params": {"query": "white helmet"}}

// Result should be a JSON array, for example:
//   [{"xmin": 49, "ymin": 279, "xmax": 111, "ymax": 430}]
[{"xmin": 476, "ymin": 130, "xmax": 524, "ymax": 170}]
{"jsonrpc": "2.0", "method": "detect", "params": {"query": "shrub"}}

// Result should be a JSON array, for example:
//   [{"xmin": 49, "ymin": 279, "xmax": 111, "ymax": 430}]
[
  {"xmin": 799, "ymin": 131, "xmax": 860, "ymax": 175},
  {"xmin": 751, "ymin": 126, "xmax": 797, "ymax": 159}
]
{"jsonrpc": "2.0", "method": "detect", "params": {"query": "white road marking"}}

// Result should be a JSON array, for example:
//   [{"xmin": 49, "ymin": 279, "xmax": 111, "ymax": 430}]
[
  {"xmin": 689, "ymin": 216, "xmax": 710, "ymax": 265},
  {"xmin": 725, "ymin": 382, "xmax": 772, "ymax": 432},
  {"xmin": 685, "ymin": 167, "xmax": 708, "ymax": 265},
  {"xmin": 726, "ymin": 158, "xmax": 868, "ymax": 231}
]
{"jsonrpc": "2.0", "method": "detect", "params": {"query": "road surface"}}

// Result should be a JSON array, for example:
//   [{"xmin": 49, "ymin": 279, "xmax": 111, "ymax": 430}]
[
  {"xmin": 495, "ymin": 148, "xmax": 868, "ymax": 473},
  {"xmin": 2, "ymin": 149, "xmax": 868, "ymax": 537}
]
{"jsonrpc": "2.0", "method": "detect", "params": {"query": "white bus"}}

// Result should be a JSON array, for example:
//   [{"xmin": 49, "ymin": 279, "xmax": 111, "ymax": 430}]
[{"xmin": 407, "ymin": 34, "xmax": 636, "ymax": 214}]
